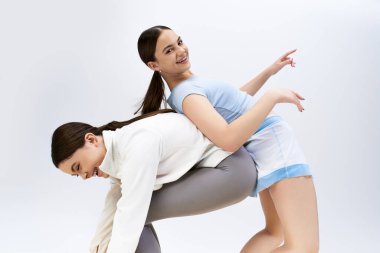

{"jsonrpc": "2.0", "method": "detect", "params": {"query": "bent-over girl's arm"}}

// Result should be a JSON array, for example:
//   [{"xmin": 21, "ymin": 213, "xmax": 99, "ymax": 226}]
[
  {"xmin": 89, "ymin": 178, "xmax": 121, "ymax": 253},
  {"xmin": 107, "ymin": 130, "xmax": 160, "ymax": 253}
]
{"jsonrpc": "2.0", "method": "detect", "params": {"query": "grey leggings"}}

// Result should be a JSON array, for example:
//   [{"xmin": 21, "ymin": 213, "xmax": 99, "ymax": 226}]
[{"xmin": 136, "ymin": 147, "xmax": 257, "ymax": 253}]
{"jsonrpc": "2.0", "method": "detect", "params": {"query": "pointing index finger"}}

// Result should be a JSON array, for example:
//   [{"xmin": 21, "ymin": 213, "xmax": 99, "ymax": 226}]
[{"xmin": 281, "ymin": 49, "xmax": 297, "ymax": 60}]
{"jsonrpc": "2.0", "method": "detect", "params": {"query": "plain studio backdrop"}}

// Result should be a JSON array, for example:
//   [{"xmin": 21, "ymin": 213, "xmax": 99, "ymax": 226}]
[{"xmin": 0, "ymin": 0, "xmax": 379, "ymax": 252}]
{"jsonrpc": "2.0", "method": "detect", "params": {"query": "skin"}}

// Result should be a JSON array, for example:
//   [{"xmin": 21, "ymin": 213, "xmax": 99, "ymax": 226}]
[
  {"xmin": 146, "ymin": 29, "xmax": 319, "ymax": 252},
  {"xmin": 147, "ymin": 31, "xmax": 193, "ymax": 88},
  {"xmin": 58, "ymin": 133, "xmax": 109, "ymax": 179},
  {"xmin": 148, "ymin": 29, "xmax": 304, "ymax": 153}
]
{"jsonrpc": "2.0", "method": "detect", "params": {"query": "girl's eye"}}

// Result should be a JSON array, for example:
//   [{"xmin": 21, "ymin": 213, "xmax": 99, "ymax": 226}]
[
  {"xmin": 166, "ymin": 48, "xmax": 173, "ymax": 54},
  {"xmin": 178, "ymin": 40, "xmax": 183, "ymax": 45},
  {"xmin": 72, "ymin": 164, "xmax": 80, "ymax": 177}
]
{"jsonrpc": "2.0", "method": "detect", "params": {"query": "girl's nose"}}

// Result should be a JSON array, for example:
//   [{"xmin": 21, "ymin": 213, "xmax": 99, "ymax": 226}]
[
  {"xmin": 177, "ymin": 45, "xmax": 186, "ymax": 53},
  {"xmin": 80, "ymin": 172, "xmax": 89, "ymax": 180}
]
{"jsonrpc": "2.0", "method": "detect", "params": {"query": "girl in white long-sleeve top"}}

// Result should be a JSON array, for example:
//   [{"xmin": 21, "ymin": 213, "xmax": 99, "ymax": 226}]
[{"xmin": 51, "ymin": 110, "xmax": 258, "ymax": 253}]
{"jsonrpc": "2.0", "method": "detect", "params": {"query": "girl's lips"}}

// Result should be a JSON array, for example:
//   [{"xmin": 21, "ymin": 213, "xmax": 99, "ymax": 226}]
[
  {"xmin": 177, "ymin": 56, "xmax": 188, "ymax": 64},
  {"xmin": 92, "ymin": 167, "xmax": 101, "ymax": 177}
]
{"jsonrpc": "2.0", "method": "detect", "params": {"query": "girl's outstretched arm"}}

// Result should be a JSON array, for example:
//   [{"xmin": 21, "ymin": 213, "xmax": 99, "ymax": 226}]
[
  {"xmin": 240, "ymin": 49, "xmax": 297, "ymax": 96},
  {"xmin": 182, "ymin": 88, "xmax": 304, "ymax": 152},
  {"xmin": 89, "ymin": 179, "xmax": 121, "ymax": 253}
]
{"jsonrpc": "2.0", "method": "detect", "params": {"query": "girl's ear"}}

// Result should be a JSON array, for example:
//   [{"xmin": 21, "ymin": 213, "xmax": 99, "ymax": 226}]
[
  {"xmin": 84, "ymin": 133, "xmax": 97, "ymax": 144},
  {"xmin": 147, "ymin": 61, "xmax": 160, "ymax": 72}
]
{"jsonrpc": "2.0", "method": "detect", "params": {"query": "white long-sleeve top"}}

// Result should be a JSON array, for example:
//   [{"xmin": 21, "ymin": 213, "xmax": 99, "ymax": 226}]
[{"xmin": 89, "ymin": 113, "xmax": 231, "ymax": 253}]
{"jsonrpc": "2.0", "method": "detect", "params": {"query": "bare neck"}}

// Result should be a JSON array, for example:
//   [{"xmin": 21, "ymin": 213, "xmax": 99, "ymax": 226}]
[{"xmin": 163, "ymin": 71, "xmax": 194, "ymax": 91}]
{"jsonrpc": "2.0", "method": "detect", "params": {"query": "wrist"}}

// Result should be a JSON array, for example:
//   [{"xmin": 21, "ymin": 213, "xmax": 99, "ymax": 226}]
[
  {"xmin": 264, "ymin": 66, "xmax": 275, "ymax": 77},
  {"xmin": 264, "ymin": 89, "xmax": 280, "ymax": 104}
]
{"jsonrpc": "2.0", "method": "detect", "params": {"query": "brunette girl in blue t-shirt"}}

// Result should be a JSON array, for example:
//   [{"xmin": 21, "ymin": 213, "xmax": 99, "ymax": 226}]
[{"xmin": 136, "ymin": 26, "xmax": 319, "ymax": 253}]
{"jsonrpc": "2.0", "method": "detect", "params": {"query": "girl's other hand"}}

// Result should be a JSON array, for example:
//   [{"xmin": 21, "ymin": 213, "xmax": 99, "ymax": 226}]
[
  {"xmin": 267, "ymin": 88, "xmax": 305, "ymax": 112},
  {"xmin": 267, "ymin": 49, "xmax": 297, "ymax": 76}
]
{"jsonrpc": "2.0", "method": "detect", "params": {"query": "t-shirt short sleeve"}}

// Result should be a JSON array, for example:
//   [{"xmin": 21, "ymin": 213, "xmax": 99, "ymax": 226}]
[{"xmin": 168, "ymin": 82, "xmax": 206, "ymax": 113}]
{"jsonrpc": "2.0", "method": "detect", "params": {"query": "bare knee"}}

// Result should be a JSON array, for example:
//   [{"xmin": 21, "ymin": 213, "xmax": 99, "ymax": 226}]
[
  {"xmin": 266, "ymin": 227, "xmax": 284, "ymax": 245},
  {"xmin": 303, "ymin": 241, "xmax": 319, "ymax": 253},
  {"xmin": 239, "ymin": 227, "xmax": 284, "ymax": 253},
  {"xmin": 288, "ymin": 240, "xmax": 319, "ymax": 253}
]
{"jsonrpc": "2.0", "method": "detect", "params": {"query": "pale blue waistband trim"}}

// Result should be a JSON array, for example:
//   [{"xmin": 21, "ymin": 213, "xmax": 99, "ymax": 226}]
[
  {"xmin": 255, "ymin": 116, "xmax": 282, "ymax": 134},
  {"xmin": 250, "ymin": 164, "xmax": 312, "ymax": 197}
]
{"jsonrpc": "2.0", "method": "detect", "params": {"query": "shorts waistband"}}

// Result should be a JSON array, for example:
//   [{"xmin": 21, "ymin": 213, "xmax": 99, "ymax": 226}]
[{"xmin": 255, "ymin": 115, "xmax": 282, "ymax": 134}]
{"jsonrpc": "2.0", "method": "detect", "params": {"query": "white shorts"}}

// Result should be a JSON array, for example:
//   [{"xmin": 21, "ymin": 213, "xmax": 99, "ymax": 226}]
[{"xmin": 245, "ymin": 116, "xmax": 311, "ymax": 196}]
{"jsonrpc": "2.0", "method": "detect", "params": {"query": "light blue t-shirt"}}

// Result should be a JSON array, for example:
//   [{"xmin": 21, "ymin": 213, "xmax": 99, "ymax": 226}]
[
  {"xmin": 167, "ymin": 75, "xmax": 282, "ymax": 134},
  {"xmin": 167, "ymin": 76, "xmax": 255, "ymax": 124}
]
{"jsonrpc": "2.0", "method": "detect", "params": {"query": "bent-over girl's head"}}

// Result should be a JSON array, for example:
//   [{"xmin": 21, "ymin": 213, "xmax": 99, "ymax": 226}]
[
  {"xmin": 51, "ymin": 122, "xmax": 109, "ymax": 179},
  {"xmin": 51, "ymin": 122, "xmax": 100, "ymax": 168},
  {"xmin": 51, "ymin": 109, "xmax": 175, "ymax": 178}
]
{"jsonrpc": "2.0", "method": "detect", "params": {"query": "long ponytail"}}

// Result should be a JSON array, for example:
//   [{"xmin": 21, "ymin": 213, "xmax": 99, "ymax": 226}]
[
  {"xmin": 134, "ymin": 71, "xmax": 166, "ymax": 115},
  {"xmin": 98, "ymin": 108, "xmax": 174, "ymax": 132},
  {"xmin": 136, "ymin": 25, "xmax": 172, "ymax": 115}
]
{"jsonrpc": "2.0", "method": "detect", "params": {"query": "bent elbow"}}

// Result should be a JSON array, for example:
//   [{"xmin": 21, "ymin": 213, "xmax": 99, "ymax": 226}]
[{"xmin": 214, "ymin": 132, "xmax": 243, "ymax": 153}]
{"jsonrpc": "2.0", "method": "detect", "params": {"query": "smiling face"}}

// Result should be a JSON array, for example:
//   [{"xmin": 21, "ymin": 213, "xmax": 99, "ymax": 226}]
[
  {"xmin": 148, "ymin": 29, "xmax": 191, "ymax": 78},
  {"xmin": 58, "ymin": 133, "xmax": 109, "ymax": 180}
]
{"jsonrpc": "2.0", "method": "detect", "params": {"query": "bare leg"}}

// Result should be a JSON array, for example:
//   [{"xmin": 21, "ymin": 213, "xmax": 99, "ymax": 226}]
[
  {"xmin": 270, "ymin": 177, "xmax": 319, "ymax": 253},
  {"xmin": 241, "ymin": 189, "xmax": 284, "ymax": 253}
]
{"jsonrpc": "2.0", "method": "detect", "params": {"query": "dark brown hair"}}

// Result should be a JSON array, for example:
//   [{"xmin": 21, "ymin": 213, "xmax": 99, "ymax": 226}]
[
  {"xmin": 135, "ymin": 25, "xmax": 172, "ymax": 115},
  {"xmin": 51, "ymin": 109, "xmax": 174, "ymax": 167}
]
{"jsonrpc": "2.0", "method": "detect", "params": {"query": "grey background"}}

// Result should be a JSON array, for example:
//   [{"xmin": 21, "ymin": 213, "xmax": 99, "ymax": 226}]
[{"xmin": 0, "ymin": 0, "xmax": 379, "ymax": 252}]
